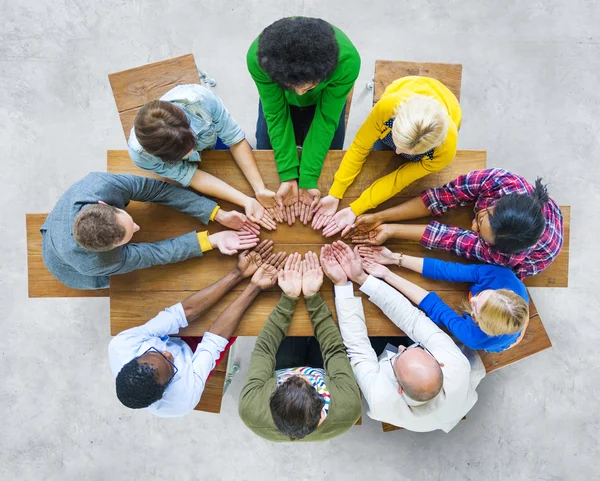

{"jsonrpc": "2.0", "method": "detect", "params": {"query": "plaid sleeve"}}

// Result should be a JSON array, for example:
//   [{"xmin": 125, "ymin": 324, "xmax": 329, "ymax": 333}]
[
  {"xmin": 421, "ymin": 221, "xmax": 528, "ymax": 274},
  {"xmin": 420, "ymin": 169, "xmax": 510, "ymax": 216}
]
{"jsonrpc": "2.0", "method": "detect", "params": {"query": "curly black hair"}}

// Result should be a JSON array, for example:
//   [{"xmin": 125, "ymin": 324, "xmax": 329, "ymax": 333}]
[
  {"xmin": 269, "ymin": 375, "xmax": 325, "ymax": 440},
  {"xmin": 489, "ymin": 177, "xmax": 550, "ymax": 253},
  {"xmin": 258, "ymin": 17, "xmax": 339, "ymax": 89},
  {"xmin": 115, "ymin": 358, "xmax": 167, "ymax": 409}
]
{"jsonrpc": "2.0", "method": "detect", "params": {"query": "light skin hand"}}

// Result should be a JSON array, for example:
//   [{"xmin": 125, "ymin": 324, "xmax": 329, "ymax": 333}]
[
  {"xmin": 298, "ymin": 188, "xmax": 321, "ymax": 225},
  {"xmin": 322, "ymin": 207, "xmax": 357, "ymax": 238},
  {"xmin": 331, "ymin": 240, "xmax": 368, "ymax": 285},
  {"xmin": 214, "ymin": 209, "xmax": 261, "ymax": 235},
  {"xmin": 277, "ymin": 252, "xmax": 303, "ymax": 297},
  {"xmin": 277, "ymin": 180, "xmax": 299, "ymax": 225},
  {"xmin": 311, "ymin": 195, "xmax": 340, "ymax": 230},
  {"xmin": 362, "ymin": 258, "xmax": 391, "ymax": 279},
  {"xmin": 301, "ymin": 251, "xmax": 323, "ymax": 297},
  {"xmin": 351, "ymin": 224, "xmax": 391, "ymax": 246},
  {"xmin": 250, "ymin": 251, "xmax": 287, "ymax": 290},
  {"xmin": 320, "ymin": 244, "xmax": 348, "ymax": 286},
  {"xmin": 255, "ymin": 188, "xmax": 285, "ymax": 224},
  {"xmin": 345, "ymin": 213, "xmax": 383, "ymax": 238},
  {"xmin": 357, "ymin": 246, "xmax": 399, "ymax": 265},
  {"xmin": 208, "ymin": 230, "xmax": 259, "ymax": 255},
  {"xmin": 244, "ymin": 197, "xmax": 277, "ymax": 231},
  {"xmin": 235, "ymin": 239, "xmax": 274, "ymax": 278}
]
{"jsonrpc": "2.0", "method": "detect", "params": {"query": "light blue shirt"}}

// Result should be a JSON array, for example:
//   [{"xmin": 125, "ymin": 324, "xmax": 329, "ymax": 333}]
[
  {"xmin": 108, "ymin": 302, "xmax": 229, "ymax": 418},
  {"xmin": 127, "ymin": 84, "xmax": 246, "ymax": 186}
]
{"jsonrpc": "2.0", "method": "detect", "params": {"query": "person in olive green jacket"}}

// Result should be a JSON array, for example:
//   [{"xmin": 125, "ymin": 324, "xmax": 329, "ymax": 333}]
[
  {"xmin": 248, "ymin": 17, "xmax": 361, "ymax": 225},
  {"xmin": 239, "ymin": 251, "xmax": 362, "ymax": 442}
]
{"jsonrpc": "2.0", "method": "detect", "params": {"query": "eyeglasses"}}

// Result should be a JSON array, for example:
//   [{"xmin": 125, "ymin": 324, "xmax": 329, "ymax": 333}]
[
  {"xmin": 142, "ymin": 346, "xmax": 178, "ymax": 386},
  {"xmin": 388, "ymin": 343, "xmax": 435, "ymax": 387}
]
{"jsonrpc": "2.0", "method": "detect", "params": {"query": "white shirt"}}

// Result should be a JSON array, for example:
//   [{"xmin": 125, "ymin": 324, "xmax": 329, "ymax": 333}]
[
  {"xmin": 335, "ymin": 276, "xmax": 485, "ymax": 433},
  {"xmin": 108, "ymin": 303, "xmax": 228, "ymax": 418}
]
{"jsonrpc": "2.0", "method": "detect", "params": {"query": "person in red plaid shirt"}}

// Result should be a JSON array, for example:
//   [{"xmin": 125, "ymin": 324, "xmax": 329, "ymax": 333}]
[{"xmin": 349, "ymin": 169, "xmax": 564, "ymax": 279}]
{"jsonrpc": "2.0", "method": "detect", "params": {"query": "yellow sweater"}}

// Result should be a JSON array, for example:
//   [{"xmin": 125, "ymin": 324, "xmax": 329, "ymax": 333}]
[{"xmin": 329, "ymin": 76, "xmax": 462, "ymax": 215}]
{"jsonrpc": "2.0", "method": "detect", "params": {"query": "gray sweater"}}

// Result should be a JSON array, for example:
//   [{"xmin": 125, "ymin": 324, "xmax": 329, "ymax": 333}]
[{"xmin": 41, "ymin": 173, "xmax": 217, "ymax": 290}]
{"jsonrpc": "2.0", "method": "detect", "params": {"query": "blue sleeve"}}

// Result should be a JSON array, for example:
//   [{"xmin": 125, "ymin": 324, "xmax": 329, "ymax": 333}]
[
  {"xmin": 99, "ymin": 173, "xmax": 218, "ymax": 224},
  {"xmin": 419, "ymin": 292, "xmax": 481, "ymax": 350},
  {"xmin": 422, "ymin": 258, "xmax": 481, "ymax": 283},
  {"xmin": 127, "ymin": 141, "xmax": 198, "ymax": 187},
  {"xmin": 192, "ymin": 86, "xmax": 245, "ymax": 147}
]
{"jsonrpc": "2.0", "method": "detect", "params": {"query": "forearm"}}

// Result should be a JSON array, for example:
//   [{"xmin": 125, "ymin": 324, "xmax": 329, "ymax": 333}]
[
  {"xmin": 381, "ymin": 271, "xmax": 429, "ymax": 305},
  {"xmin": 189, "ymin": 169, "xmax": 250, "ymax": 207},
  {"xmin": 399, "ymin": 254, "xmax": 424, "ymax": 274},
  {"xmin": 376, "ymin": 196, "xmax": 431, "ymax": 222},
  {"xmin": 208, "ymin": 283, "xmax": 261, "ymax": 339},
  {"xmin": 230, "ymin": 140, "xmax": 266, "ymax": 194},
  {"xmin": 387, "ymin": 224, "xmax": 428, "ymax": 242},
  {"xmin": 183, "ymin": 268, "xmax": 245, "ymax": 322}
]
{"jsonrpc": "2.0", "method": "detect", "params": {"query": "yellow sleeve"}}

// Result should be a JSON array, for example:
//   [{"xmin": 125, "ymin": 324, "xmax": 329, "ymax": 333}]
[
  {"xmin": 196, "ymin": 231, "xmax": 213, "ymax": 252},
  {"xmin": 209, "ymin": 205, "xmax": 220, "ymax": 221},
  {"xmin": 349, "ymin": 123, "xmax": 458, "ymax": 215},
  {"xmin": 328, "ymin": 100, "xmax": 389, "ymax": 199}
]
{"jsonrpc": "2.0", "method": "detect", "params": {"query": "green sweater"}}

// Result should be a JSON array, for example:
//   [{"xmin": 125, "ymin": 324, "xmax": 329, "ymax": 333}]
[
  {"xmin": 238, "ymin": 293, "xmax": 362, "ymax": 442},
  {"xmin": 247, "ymin": 24, "xmax": 361, "ymax": 189}
]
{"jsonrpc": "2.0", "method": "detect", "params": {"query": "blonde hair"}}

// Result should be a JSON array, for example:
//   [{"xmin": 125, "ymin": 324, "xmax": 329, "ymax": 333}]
[
  {"xmin": 462, "ymin": 289, "xmax": 529, "ymax": 336},
  {"xmin": 391, "ymin": 95, "xmax": 449, "ymax": 154}
]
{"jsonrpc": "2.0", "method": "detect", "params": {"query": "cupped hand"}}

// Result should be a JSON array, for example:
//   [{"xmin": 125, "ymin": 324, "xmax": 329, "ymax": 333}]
[
  {"xmin": 301, "ymin": 251, "xmax": 323, "ymax": 297},
  {"xmin": 214, "ymin": 209, "xmax": 260, "ymax": 235},
  {"xmin": 362, "ymin": 258, "xmax": 391, "ymax": 279},
  {"xmin": 277, "ymin": 252, "xmax": 303, "ymax": 297},
  {"xmin": 345, "ymin": 213, "xmax": 383, "ymax": 238},
  {"xmin": 357, "ymin": 245, "xmax": 399, "ymax": 265},
  {"xmin": 245, "ymin": 197, "xmax": 277, "ymax": 231},
  {"xmin": 298, "ymin": 188, "xmax": 321, "ymax": 225},
  {"xmin": 311, "ymin": 195, "xmax": 340, "ymax": 230},
  {"xmin": 236, "ymin": 239, "xmax": 274, "ymax": 278},
  {"xmin": 351, "ymin": 224, "xmax": 391, "ymax": 246},
  {"xmin": 255, "ymin": 188, "xmax": 285, "ymax": 224},
  {"xmin": 320, "ymin": 244, "xmax": 347, "ymax": 286},
  {"xmin": 322, "ymin": 207, "xmax": 357, "ymax": 238},
  {"xmin": 331, "ymin": 240, "xmax": 367, "ymax": 284},
  {"xmin": 209, "ymin": 230, "xmax": 259, "ymax": 255},
  {"xmin": 251, "ymin": 251, "xmax": 287, "ymax": 290},
  {"xmin": 277, "ymin": 180, "xmax": 299, "ymax": 225}
]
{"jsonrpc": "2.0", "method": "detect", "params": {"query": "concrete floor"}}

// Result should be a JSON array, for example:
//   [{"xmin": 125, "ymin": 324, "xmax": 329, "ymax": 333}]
[{"xmin": 1, "ymin": 0, "xmax": 599, "ymax": 479}]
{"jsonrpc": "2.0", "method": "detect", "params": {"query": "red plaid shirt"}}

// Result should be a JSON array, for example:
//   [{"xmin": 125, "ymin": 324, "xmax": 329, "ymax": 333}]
[{"xmin": 420, "ymin": 169, "xmax": 564, "ymax": 279}]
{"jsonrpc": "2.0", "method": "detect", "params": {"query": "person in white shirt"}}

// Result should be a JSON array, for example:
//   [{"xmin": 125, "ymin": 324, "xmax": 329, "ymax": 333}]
[
  {"xmin": 109, "ymin": 240, "xmax": 286, "ymax": 417},
  {"xmin": 320, "ymin": 241, "xmax": 485, "ymax": 432}
]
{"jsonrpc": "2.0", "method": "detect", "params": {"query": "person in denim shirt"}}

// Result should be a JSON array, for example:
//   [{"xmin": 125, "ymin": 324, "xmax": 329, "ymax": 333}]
[{"xmin": 128, "ymin": 84, "xmax": 281, "ymax": 228}]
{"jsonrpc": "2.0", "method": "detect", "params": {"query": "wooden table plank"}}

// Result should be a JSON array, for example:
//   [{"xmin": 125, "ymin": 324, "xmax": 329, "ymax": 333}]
[{"xmin": 373, "ymin": 60, "xmax": 463, "ymax": 104}]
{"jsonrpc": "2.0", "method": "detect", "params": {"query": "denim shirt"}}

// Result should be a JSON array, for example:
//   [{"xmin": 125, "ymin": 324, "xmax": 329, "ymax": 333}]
[{"xmin": 127, "ymin": 85, "xmax": 246, "ymax": 187}]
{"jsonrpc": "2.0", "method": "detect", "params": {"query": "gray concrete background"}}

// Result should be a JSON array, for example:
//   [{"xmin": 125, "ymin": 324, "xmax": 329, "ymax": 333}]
[{"xmin": 1, "ymin": 0, "xmax": 599, "ymax": 480}]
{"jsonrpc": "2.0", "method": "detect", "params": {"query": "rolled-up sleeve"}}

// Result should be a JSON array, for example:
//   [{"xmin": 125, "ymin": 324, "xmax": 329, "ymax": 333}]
[
  {"xmin": 127, "ymin": 144, "xmax": 198, "ymax": 187},
  {"xmin": 191, "ymin": 332, "xmax": 229, "ymax": 384}
]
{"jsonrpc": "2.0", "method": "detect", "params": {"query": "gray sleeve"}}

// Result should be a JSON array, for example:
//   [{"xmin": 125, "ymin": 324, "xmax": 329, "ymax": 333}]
[{"xmin": 103, "ymin": 173, "xmax": 218, "ymax": 224}]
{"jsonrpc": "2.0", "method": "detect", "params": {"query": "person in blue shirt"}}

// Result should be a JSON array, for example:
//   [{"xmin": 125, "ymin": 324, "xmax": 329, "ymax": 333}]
[
  {"xmin": 128, "ymin": 84, "xmax": 281, "ymax": 228},
  {"xmin": 358, "ymin": 246, "xmax": 530, "ymax": 353}
]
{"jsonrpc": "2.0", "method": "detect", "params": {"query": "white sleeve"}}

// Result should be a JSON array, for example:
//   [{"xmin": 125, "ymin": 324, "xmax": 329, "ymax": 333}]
[{"xmin": 189, "ymin": 332, "xmax": 229, "ymax": 401}]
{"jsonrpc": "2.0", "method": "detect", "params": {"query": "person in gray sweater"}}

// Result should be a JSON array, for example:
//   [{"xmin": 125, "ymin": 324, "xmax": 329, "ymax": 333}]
[{"xmin": 41, "ymin": 173, "xmax": 259, "ymax": 290}]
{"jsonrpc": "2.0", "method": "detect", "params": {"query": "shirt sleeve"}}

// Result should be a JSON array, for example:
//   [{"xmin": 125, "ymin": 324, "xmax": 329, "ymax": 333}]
[
  {"xmin": 195, "ymin": 86, "xmax": 246, "ymax": 147},
  {"xmin": 127, "ymin": 144, "xmax": 198, "ymax": 187},
  {"xmin": 190, "ymin": 331, "xmax": 229, "ymax": 391},
  {"xmin": 422, "ymin": 257, "xmax": 482, "ymax": 283}
]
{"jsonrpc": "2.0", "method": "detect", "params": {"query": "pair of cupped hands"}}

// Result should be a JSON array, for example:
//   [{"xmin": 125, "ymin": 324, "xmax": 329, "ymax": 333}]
[{"xmin": 232, "ymin": 238, "xmax": 405, "ymax": 294}]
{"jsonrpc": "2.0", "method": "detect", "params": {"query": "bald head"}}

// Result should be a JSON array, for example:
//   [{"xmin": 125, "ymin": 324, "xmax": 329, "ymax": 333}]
[{"xmin": 395, "ymin": 348, "xmax": 443, "ymax": 402}]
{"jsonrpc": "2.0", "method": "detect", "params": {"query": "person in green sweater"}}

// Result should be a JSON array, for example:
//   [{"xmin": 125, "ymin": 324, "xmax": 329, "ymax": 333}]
[
  {"xmin": 239, "ymin": 251, "xmax": 362, "ymax": 442},
  {"xmin": 248, "ymin": 17, "xmax": 361, "ymax": 225}
]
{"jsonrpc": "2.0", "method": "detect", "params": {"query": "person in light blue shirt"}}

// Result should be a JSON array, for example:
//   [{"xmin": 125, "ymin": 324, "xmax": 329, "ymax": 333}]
[
  {"xmin": 358, "ymin": 246, "xmax": 530, "ymax": 353},
  {"xmin": 109, "ymin": 242, "xmax": 287, "ymax": 417},
  {"xmin": 128, "ymin": 84, "xmax": 282, "ymax": 227}
]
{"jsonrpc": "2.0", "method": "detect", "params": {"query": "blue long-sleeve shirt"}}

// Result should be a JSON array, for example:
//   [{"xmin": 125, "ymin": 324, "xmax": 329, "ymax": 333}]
[{"xmin": 418, "ymin": 258, "xmax": 529, "ymax": 352}]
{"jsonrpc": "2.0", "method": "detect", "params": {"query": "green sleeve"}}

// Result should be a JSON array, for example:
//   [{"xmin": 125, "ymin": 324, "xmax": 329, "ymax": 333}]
[
  {"xmin": 239, "ymin": 294, "xmax": 299, "ymax": 415},
  {"xmin": 305, "ymin": 293, "xmax": 360, "ymax": 398},
  {"xmin": 246, "ymin": 39, "xmax": 299, "ymax": 182},
  {"xmin": 298, "ymin": 34, "xmax": 361, "ymax": 189}
]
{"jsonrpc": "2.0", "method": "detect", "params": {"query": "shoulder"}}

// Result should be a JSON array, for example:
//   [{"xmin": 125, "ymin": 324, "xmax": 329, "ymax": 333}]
[{"xmin": 161, "ymin": 84, "xmax": 218, "ymax": 107}]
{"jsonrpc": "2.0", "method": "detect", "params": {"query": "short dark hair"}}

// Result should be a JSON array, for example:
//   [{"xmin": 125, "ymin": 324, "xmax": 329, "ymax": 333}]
[
  {"xmin": 269, "ymin": 376, "xmax": 324, "ymax": 440},
  {"xmin": 489, "ymin": 178, "xmax": 550, "ymax": 253},
  {"xmin": 134, "ymin": 100, "xmax": 196, "ymax": 163},
  {"xmin": 115, "ymin": 358, "xmax": 167, "ymax": 409},
  {"xmin": 73, "ymin": 204, "xmax": 126, "ymax": 252},
  {"xmin": 258, "ymin": 17, "xmax": 339, "ymax": 89}
]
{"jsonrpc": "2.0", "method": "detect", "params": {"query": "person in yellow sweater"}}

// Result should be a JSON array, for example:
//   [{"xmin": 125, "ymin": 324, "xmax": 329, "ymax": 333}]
[{"xmin": 312, "ymin": 76, "xmax": 461, "ymax": 237}]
